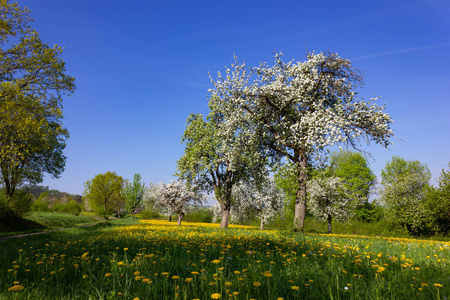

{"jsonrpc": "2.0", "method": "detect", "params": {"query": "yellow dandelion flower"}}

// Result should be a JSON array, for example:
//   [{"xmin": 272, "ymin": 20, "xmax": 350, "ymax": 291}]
[
  {"xmin": 191, "ymin": 271, "xmax": 200, "ymax": 275},
  {"xmin": 211, "ymin": 293, "xmax": 221, "ymax": 299},
  {"xmin": 234, "ymin": 270, "xmax": 240, "ymax": 275},
  {"xmin": 124, "ymin": 248, "xmax": 128, "ymax": 251},
  {"xmin": 185, "ymin": 278, "xmax": 192, "ymax": 283},
  {"xmin": 209, "ymin": 281, "xmax": 216, "ymax": 286},
  {"xmin": 434, "ymin": 283, "xmax": 443, "ymax": 288},
  {"xmin": 172, "ymin": 276, "xmax": 180, "ymax": 280},
  {"xmin": 82, "ymin": 275, "xmax": 88, "ymax": 279},
  {"xmin": 134, "ymin": 271, "xmax": 140, "ymax": 275},
  {"xmin": 105, "ymin": 273, "xmax": 112, "ymax": 278},
  {"xmin": 225, "ymin": 281, "xmax": 232, "ymax": 287},
  {"xmin": 233, "ymin": 292, "xmax": 239, "ymax": 296},
  {"xmin": 8, "ymin": 285, "xmax": 24, "ymax": 292},
  {"xmin": 421, "ymin": 283, "xmax": 428, "ymax": 287},
  {"xmin": 211, "ymin": 259, "xmax": 221, "ymax": 264},
  {"xmin": 253, "ymin": 281, "xmax": 261, "ymax": 287},
  {"xmin": 291, "ymin": 286, "xmax": 299, "ymax": 290}
]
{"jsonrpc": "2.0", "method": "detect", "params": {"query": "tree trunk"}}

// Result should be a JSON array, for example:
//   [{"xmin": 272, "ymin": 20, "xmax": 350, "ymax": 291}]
[
  {"xmin": 260, "ymin": 215, "xmax": 264, "ymax": 230},
  {"xmin": 220, "ymin": 205, "xmax": 230, "ymax": 228},
  {"xmin": 132, "ymin": 213, "xmax": 135, "ymax": 222},
  {"xmin": 177, "ymin": 214, "xmax": 183, "ymax": 226},
  {"xmin": 293, "ymin": 151, "xmax": 308, "ymax": 232},
  {"xmin": 327, "ymin": 214, "xmax": 332, "ymax": 234}
]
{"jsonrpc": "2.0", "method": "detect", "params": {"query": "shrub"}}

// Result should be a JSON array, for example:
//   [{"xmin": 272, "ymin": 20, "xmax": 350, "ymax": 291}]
[
  {"xmin": 184, "ymin": 207, "xmax": 213, "ymax": 223},
  {"xmin": 31, "ymin": 199, "xmax": 50, "ymax": 212},
  {"xmin": 352, "ymin": 202, "xmax": 384, "ymax": 222},
  {"xmin": 63, "ymin": 200, "xmax": 82, "ymax": 216},
  {"xmin": 141, "ymin": 207, "xmax": 162, "ymax": 220},
  {"xmin": 0, "ymin": 189, "xmax": 34, "ymax": 220}
]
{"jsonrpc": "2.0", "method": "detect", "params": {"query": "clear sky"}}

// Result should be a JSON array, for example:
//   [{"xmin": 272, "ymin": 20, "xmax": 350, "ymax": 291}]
[{"xmin": 21, "ymin": 0, "xmax": 449, "ymax": 196}]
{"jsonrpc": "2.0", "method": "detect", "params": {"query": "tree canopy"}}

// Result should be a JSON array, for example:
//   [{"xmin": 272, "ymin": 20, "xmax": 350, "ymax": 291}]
[
  {"xmin": 0, "ymin": 1, "xmax": 75, "ymax": 197},
  {"xmin": 123, "ymin": 173, "xmax": 145, "ymax": 221},
  {"xmin": 209, "ymin": 51, "xmax": 394, "ymax": 231},
  {"xmin": 83, "ymin": 171, "xmax": 124, "ymax": 218}
]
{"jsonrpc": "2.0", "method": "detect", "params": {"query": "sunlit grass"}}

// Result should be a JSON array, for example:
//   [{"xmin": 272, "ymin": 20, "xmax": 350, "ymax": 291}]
[{"xmin": 0, "ymin": 220, "xmax": 448, "ymax": 299}]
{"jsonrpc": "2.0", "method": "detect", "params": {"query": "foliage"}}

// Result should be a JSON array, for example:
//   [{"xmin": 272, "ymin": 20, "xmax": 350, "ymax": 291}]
[
  {"xmin": 123, "ymin": 173, "xmax": 145, "ymax": 221},
  {"xmin": 307, "ymin": 176, "xmax": 354, "ymax": 233},
  {"xmin": 0, "ymin": 188, "xmax": 34, "ymax": 220},
  {"xmin": 352, "ymin": 201, "xmax": 384, "ymax": 223},
  {"xmin": 176, "ymin": 112, "xmax": 266, "ymax": 228},
  {"xmin": 329, "ymin": 150, "xmax": 376, "ymax": 205},
  {"xmin": 422, "ymin": 162, "xmax": 450, "ymax": 235},
  {"xmin": 151, "ymin": 181, "xmax": 204, "ymax": 225},
  {"xmin": 83, "ymin": 172, "xmax": 124, "ymax": 219},
  {"xmin": 209, "ymin": 51, "xmax": 394, "ymax": 232},
  {"xmin": 141, "ymin": 207, "xmax": 163, "ymax": 220},
  {"xmin": 273, "ymin": 162, "xmax": 298, "ymax": 214},
  {"xmin": 379, "ymin": 156, "xmax": 431, "ymax": 236},
  {"xmin": 184, "ymin": 206, "xmax": 213, "ymax": 223},
  {"xmin": 230, "ymin": 176, "xmax": 284, "ymax": 230},
  {"xmin": 0, "ymin": 1, "xmax": 75, "ymax": 198}
]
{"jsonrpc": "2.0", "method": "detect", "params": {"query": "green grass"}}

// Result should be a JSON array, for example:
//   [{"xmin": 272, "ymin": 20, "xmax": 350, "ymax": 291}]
[
  {"xmin": 0, "ymin": 212, "xmax": 103, "ymax": 237},
  {"xmin": 0, "ymin": 220, "xmax": 448, "ymax": 299}
]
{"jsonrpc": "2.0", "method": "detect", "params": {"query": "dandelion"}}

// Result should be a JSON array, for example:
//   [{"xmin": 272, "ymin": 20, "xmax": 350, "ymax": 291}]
[
  {"xmin": 142, "ymin": 278, "xmax": 152, "ymax": 284},
  {"xmin": 434, "ymin": 283, "xmax": 443, "ymax": 288},
  {"xmin": 172, "ymin": 276, "xmax": 180, "ymax": 280},
  {"xmin": 211, "ymin": 259, "xmax": 221, "ymax": 264},
  {"xmin": 8, "ymin": 285, "xmax": 24, "ymax": 292},
  {"xmin": 185, "ymin": 278, "xmax": 192, "ymax": 283},
  {"xmin": 191, "ymin": 271, "xmax": 199, "ymax": 275},
  {"xmin": 105, "ymin": 273, "xmax": 112, "ymax": 278},
  {"xmin": 211, "ymin": 293, "xmax": 221, "ymax": 299},
  {"xmin": 83, "ymin": 275, "xmax": 88, "ymax": 279},
  {"xmin": 263, "ymin": 271, "xmax": 273, "ymax": 278},
  {"xmin": 291, "ymin": 286, "xmax": 299, "ymax": 290},
  {"xmin": 134, "ymin": 271, "xmax": 140, "ymax": 275}
]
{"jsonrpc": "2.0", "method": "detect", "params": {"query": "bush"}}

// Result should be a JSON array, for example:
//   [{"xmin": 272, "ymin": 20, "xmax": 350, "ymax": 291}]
[
  {"xmin": 141, "ymin": 207, "xmax": 162, "ymax": 220},
  {"xmin": 94, "ymin": 206, "xmax": 113, "ymax": 219},
  {"xmin": 0, "ymin": 189, "xmax": 34, "ymax": 220},
  {"xmin": 63, "ymin": 200, "xmax": 82, "ymax": 215},
  {"xmin": 353, "ymin": 202, "xmax": 384, "ymax": 222},
  {"xmin": 184, "ymin": 207, "xmax": 213, "ymax": 223},
  {"xmin": 31, "ymin": 199, "xmax": 50, "ymax": 212}
]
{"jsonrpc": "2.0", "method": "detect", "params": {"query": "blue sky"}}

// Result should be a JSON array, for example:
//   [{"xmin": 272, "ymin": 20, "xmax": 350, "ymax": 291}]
[{"xmin": 21, "ymin": 0, "xmax": 449, "ymax": 196}]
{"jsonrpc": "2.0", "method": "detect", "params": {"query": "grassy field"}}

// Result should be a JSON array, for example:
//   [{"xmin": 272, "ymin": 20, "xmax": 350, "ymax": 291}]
[
  {"xmin": 0, "ymin": 212, "xmax": 103, "ymax": 238},
  {"xmin": 0, "ymin": 219, "xmax": 449, "ymax": 299}
]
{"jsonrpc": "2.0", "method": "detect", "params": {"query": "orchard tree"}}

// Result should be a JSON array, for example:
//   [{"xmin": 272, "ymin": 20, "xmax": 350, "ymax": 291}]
[
  {"xmin": 123, "ymin": 173, "xmax": 145, "ymax": 222},
  {"xmin": 0, "ymin": 1, "xmax": 75, "ymax": 198},
  {"xmin": 329, "ymin": 150, "xmax": 376, "ymax": 205},
  {"xmin": 379, "ymin": 156, "xmax": 431, "ymax": 235},
  {"xmin": 424, "ymin": 162, "xmax": 450, "ymax": 234},
  {"xmin": 209, "ymin": 52, "xmax": 393, "ymax": 232},
  {"xmin": 177, "ymin": 111, "xmax": 266, "ymax": 228},
  {"xmin": 152, "ymin": 181, "xmax": 203, "ymax": 225},
  {"xmin": 307, "ymin": 176, "xmax": 354, "ymax": 233},
  {"xmin": 231, "ymin": 177, "xmax": 284, "ymax": 230},
  {"xmin": 83, "ymin": 172, "xmax": 124, "ymax": 218}
]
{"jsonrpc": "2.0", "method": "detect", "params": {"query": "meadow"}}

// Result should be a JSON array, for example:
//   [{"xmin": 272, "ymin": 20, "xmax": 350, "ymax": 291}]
[{"xmin": 0, "ymin": 220, "xmax": 448, "ymax": 299}]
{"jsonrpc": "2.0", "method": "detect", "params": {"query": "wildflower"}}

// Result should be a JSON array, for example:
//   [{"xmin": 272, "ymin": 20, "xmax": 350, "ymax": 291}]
[
  {"xmin": 211, "ymin": 259, "xmax": 221, "ymax": 264},
  {"xmin": 50, "ymin": 271, "xmax": 56, "ymax": 275},
  {"xmin": 225, "ymin": 281, "xmax": 232, "ymax": 287},
  {"xmin": 105, "ymin": 273, "xmax": 112, "ymax": 278},
  {"xmin": 209, "ymin": 281, "xmax": 216, "ymax": 286},
  {"xmin": 8, "ymin": 285, "xmax": 24, "ymax": 292},
  {"xmin": 191, "ymin": 271, "xmax": 199, "ymax": 275},
  {"xmin": 291, "ymin": 286, "xmax": 299, "ymax": 290},
  {"xmin": 83, "ymin": 275, "xmax": 88, "ymax": 279},
  {"xmin": 124, "ymin": 248, "xmax": 129, "ymax": 251},
  {"xmin": 172, "ymin": 276, "xmax": 180, "ymax": 280},
  {"xmin": 434, "ymin": 283, "xmax": 443, "ymax": 288},
  {"xmin": 234, "ymin": 271, "xmax": 240, "ymax": 274},
  {"xmin": 211, "ymin": 293, "xmax": 221, "ymax": 299},
  {"xmin": 142, "ymin": 278, "xmax": 152, "ymax": 284},
  {"xmin": 233, "ymin": 292, "xmax": 239, "ymax": 296},
  {"xmin": 421, "ymin": 283, "xmax": 428, "ymax": 287},
  {"xmin": 134, "ymin": 271, "xmax": 140, "ymax": 275},
  {"xmin": 161, "ymin": 272, "xmax": 169, "ymax": 276},
  {"xmin": 263, "ymin": 271, "xmax": 273, "ymax": 278},
  {"xmin": 185, "ymin": 278, "xmax": 192, "ymax": 283}
]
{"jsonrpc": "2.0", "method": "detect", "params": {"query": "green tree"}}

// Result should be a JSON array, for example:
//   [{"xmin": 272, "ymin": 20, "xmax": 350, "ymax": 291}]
[
  {"xmin": 423, "ymin": 162, "xmax": 450, "ymax": 235},
  {"xmin": 176, "ymin": 111, "xmax": 266, "ymax": 228},
  {"xmin": 123, "ymin": 173, "xmax": 145, "ymax": 222},
  {"xmin": 380, "ymin": 156, "xmax": 431, "ymax": 235},
  {"xmin": 329, "ymin": 150, "xmax": 376, "ymax": 206},
  {"xmin": 83, "ymin": 172, "xmax": 124, "ymax": 219},
  {"xmin": 0, "ymin": 1, "xmax": 75, "ymax": 198}
]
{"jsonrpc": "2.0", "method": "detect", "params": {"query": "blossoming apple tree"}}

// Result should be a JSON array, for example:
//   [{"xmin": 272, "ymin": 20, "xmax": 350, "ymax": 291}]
[
  {"xmin": 151, "ymin": 181, "xmax": 203, "ymax": 225},
  {"xmin": 209, "ymin": 51, "xmax": 394, "ymax": 232}
]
